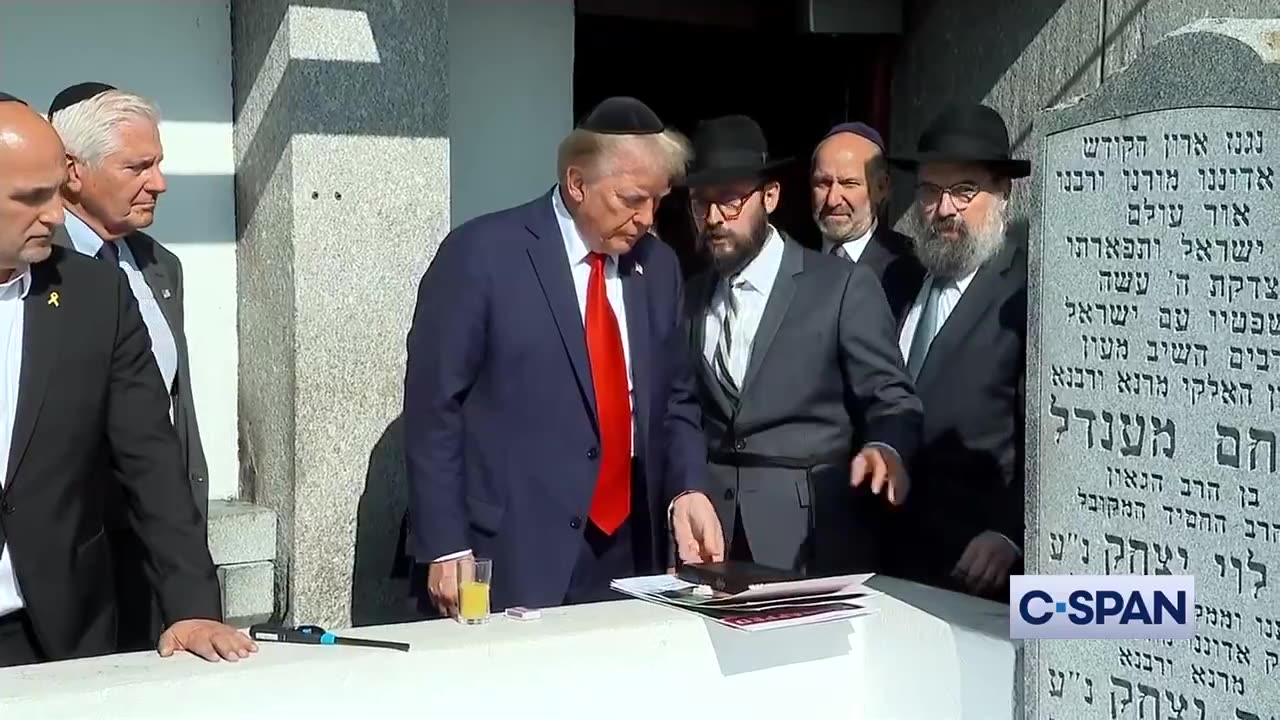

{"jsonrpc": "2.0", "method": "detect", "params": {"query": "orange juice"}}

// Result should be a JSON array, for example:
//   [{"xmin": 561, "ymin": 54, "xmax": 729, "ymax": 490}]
[{"xmin": 459, "ymin": 580, "xmax": 490, "ymax": 622}]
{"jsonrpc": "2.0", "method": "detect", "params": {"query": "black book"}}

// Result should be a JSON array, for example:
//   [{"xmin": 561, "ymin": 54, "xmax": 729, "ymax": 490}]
[{"xmin": 676, "ymin": 561, "xmax": 806, "ymax": 595}]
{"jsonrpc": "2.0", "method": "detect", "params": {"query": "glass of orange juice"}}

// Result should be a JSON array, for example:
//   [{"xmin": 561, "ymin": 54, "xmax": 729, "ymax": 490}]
[{"xmin": 457, "ymin": 557, "xmax": 492, "ymax": 625}]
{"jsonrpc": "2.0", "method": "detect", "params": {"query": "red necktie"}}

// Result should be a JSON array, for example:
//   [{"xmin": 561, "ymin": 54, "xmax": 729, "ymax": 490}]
[{"xmin": 584, "ymin": 253, "xmax": 631, "ymax": 535}]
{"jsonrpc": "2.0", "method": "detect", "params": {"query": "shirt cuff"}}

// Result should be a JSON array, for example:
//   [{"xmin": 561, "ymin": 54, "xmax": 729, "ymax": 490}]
[
  {"xmin": 993, "ymin": 532, "xmax": 1023, "ymax": 558},
  {"xmin": 432, "ymin": 549, "xmax": 472, "ymax": 563}
]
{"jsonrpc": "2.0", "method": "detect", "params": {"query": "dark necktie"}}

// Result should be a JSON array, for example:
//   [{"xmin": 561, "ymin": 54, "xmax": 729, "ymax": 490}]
[
  {"xmin": 584, "ymin": 253, "xmax": 631, "ymax": 535},
  {"xmin": 831, "ymin": 243, "xmax": 852, "ymax": 261},
  {"xmin": 97, "ymin": 240, "xmax": 120, "ymax": 264}
]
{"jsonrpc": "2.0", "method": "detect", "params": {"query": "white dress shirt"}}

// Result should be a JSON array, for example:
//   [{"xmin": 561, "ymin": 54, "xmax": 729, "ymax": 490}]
[
  {"xmin": 703, "ymin": 226, "xmax": 783, "ymax": 371},
  {"xmin": 0, "ymin": 267, "xmax": 33, "ymax": 617},
  {"xmin": 821, "ymin": 218, "xmax": 878, "ymax": 261},
  {"xmin": 897, "ymin": 267, "xmax": 1022, "ymax": 556},
  {"xmin": 432, "ymin": 188, "xmax": 638, "ymax": 563},
  {"xmin": 63, "ymin": 211, "xmax": 178, "ymax": 415}
]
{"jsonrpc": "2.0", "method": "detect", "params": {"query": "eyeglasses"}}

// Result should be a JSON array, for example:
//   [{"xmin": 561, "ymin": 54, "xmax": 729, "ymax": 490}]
[
  {"xmin": 915, "ymin": 181, "xmax": 983, "ymax": 209},
  {"xmin": 690, "ymin": 186, "xmax": 762, "ymax": 221}
]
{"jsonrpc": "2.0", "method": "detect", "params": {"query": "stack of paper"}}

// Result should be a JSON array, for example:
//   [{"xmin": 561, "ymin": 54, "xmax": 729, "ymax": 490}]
[{"xmin": 609, "ymin": 572, "xmax": 880, "ymax": 632}]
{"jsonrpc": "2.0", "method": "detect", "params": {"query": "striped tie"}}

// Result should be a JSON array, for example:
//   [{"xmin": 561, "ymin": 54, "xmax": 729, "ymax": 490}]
[{"xmin": 714, "ymin": 280, "xmax": 741, "ymax": 403}]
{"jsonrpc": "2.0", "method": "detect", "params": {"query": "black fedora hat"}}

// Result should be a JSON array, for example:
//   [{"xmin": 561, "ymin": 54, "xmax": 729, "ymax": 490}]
[
  {"xmin": 684, "ymin": 115, "xmax": 792, "ymax": 188},
  {"xmin": 890, "ymin": 103, "xmax": 1030, "ymax": 179}
]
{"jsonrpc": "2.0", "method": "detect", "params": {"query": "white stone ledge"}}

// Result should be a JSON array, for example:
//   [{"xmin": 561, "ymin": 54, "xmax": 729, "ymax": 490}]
[
  {"xmin": 206, "ymin": 500, "xmax": 277, "ymax": 566},
  {"xmin": 0, "ymin": 577, "xmax": 1020, "ymax": 720}
]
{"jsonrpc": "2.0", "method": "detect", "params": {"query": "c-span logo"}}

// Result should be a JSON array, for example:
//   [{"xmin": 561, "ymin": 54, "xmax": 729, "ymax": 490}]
[{"xmin": 1010, "ymin": 575, "xmax": 1194, "ymax": 640}]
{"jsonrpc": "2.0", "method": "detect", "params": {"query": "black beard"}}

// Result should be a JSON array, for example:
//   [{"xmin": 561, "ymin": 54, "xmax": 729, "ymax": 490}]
[{"xmin": 706, "ymin": 211, "xmax": 769, "ymax": 276}]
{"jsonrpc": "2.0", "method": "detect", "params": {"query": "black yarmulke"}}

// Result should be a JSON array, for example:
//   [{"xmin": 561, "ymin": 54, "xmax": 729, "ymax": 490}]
[
  {"xmin": 48, "ymin": 82, "xmax": 116, "ymax": 118},
  {"xmin": 577, "ymin": 96, "xmax": 664, "ymax": 135},
  {"xmin": 0, "ymin": 92, "xmax": 27, "ymax": 105}
]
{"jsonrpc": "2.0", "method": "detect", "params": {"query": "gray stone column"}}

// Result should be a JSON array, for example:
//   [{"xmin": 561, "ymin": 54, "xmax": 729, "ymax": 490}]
[{"xmin": 231, "ymin": 0, "xmax": 449, "ymax": 628}]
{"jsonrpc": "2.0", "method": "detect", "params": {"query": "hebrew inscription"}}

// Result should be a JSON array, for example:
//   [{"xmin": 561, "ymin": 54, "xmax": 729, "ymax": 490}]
[{"xmin": 1038, "ymin": 109, "xmax": 1280, "ymax": 720}]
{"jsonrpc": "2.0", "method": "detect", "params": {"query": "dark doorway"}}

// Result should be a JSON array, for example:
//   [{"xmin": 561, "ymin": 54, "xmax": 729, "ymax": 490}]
[{"xmin": 574, "ymin": 2, "xmax": 897, "ymax": 276}]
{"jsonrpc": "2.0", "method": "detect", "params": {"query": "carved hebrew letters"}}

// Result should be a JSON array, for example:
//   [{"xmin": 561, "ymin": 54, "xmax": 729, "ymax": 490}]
[{"xmin": 1040, "ymin": 107, "xmax": 1280, "ymax": 720}]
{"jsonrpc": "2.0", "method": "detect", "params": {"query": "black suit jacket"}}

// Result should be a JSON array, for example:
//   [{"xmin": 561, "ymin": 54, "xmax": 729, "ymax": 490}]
[
  {"xmin": 686, "ymin": 234, "xmax": 922, "ymax": 573},
  {"xmin": 52, "ymin": 227, "xmax": 209, "ymax": 518},
  {"xmin": 847, "ymin": 225, "xmax": 925, "ymax": 321},
  {"xmin": 892, "ymin": 238, "xmax": 1027, "ymax": 591},
  {"xmin": 0, "ymin": 247, "xmax": 220, "ymax": 661}
]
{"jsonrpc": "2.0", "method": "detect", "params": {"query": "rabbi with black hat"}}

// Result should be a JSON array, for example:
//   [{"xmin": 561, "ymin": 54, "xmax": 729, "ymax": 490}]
[
  {"xmin": 404, "ymin": 97, "xmax": 724, "ymax": 617},
  {"xmin": 682, "ymin": 115, "xmax": 921, "ymax": 575},
  {"xmin": 887, "ymin": 103, "xmax": 1029, "ymax": 600}
]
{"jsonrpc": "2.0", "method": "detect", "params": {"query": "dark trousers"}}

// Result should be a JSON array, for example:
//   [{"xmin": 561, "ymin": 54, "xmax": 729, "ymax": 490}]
[
  {"xmin": 0, "ymin": 611, "xmax": 44, "ymax": 668},
  {"xmin": 411, "ymin": 460, "xmax": 655, "ymax": 614},
  {"xmin": 563, "ymin": 458, "xmax": 653, "ymax": 605}
]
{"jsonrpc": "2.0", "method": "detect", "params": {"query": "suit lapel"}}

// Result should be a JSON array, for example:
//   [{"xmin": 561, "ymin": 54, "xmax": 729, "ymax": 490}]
[
  {"xmin": 6, "ymin": 261, "xmax": 62, "ymax": 489},
  {"xmin": 126, "ymin": 234, "xmax": 179, "ymax": 333},
  {"xmin": 620, "ymin": 253, "xmax": 650, "ymax": 454},
  {"xmin": 858, "ymin": 230, "xmax": 892, "ymax": 272},
  {"xmin": 688, "ymin": 271, "xmax": 734, "ymax": 420},
  {"xmin": 739, "ymin": 237, "xmax": 802, "ymax": 393},
  {"xmin": 915, "ymin": 241, "xmax": 1019, "ymax": 389},
  {"xmin": 524, "ymin": 192, "xmax": 598, "ymax": 425}
]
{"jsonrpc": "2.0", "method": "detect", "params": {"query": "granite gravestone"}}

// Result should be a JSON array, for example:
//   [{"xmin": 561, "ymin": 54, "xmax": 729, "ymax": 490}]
[{"xmin": 1027, "ymin": 19, "xmax": 1280, "ymax": 720}]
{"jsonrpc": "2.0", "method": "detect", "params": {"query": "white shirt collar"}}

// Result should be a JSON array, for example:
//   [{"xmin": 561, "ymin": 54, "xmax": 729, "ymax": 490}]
[
  {"xmin": 0, "ymin": 265, "xmax": 32, "ymax": 299},
  {"xmin": 551, "ymin": 185, "xmax": 617, "ymax": 268},
  {"xmin": 62, "ymin": 209, "xmax": 111, "ymax": 257},
  {"xmin": 728, "ymin": 225, "xmax": 784, "ymax": 296},
  {"xmin": 929, "ymin": 266, "xmax": 980, "ymax": 296}
]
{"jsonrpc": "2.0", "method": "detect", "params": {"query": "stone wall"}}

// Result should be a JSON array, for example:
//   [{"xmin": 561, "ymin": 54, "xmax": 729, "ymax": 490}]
[
  {"xmin": 231, "ymin": 0, "xmax": 449, "ymax": 629},
  {"xmin": 887, "ymin": 0, "xmax": 1279, "ymax": 225}
]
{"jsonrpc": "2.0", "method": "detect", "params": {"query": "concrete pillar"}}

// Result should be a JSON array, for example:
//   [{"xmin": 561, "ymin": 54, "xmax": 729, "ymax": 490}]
[{"xmin": 231, "ymin": 0, "xmax": 449, "ymax": 628}]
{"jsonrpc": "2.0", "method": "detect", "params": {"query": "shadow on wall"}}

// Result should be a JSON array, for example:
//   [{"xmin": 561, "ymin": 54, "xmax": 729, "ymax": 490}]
[{"xmin": 351, "ymin": 415, "xmax": 422, "ymax": 627}]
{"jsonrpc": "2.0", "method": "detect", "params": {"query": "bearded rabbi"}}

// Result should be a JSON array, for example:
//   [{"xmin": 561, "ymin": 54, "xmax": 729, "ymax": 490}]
[
  {"xmin": 681, "ymin": 114, "xmax": 922, "ymax": 577},
  {"xmin": 887, "ymin": 103, "xmax": 1029, "ymax": 602}
]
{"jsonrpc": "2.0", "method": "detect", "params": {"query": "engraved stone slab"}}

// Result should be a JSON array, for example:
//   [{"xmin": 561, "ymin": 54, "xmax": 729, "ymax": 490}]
[{"xmin": 1027, "ymin": 19, "xmax": 1280, "ymax": 720}]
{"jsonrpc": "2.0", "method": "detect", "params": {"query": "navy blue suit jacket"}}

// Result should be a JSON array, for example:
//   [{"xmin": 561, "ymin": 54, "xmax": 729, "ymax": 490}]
[{"xmin": 404, "ymin": 189, "xmax": 708, "ymax": 610}]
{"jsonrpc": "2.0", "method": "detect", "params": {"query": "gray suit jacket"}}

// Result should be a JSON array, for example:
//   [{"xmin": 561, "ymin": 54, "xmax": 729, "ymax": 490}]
[
  {"xmin": 685, "ymin": 235, "xmax": 922, "ymax": 574},
  {"xmin": 52, "ymin": 226, "xmax": 209, "ymax": 519}
]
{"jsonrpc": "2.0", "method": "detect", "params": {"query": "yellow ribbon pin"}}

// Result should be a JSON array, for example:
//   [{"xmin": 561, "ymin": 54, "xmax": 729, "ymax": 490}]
[{"xmin": 47, "ymin": 292, "xmax": 59, "ymax": 307}]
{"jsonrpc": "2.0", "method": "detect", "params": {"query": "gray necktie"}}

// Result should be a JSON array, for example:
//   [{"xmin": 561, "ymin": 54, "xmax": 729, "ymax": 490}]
[
  {"xmin": 906, "ymin": 281, "xmax": 946, "ymax": 379},
  {"xmin": 830, "ymin": 244, "xmax": 852, "ymax": 261}
]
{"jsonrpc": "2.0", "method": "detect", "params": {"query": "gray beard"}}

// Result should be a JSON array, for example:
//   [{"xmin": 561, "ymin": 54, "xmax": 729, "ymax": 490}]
[{"xmin": 905, "ymin": 200, "xmax": 1008, "ymax": 279}]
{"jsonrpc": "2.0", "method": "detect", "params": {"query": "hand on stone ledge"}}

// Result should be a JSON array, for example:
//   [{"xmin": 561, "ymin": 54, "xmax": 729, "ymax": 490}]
[
  {"xmin": 158, "ymin": 619, "xmax": 258, "ymax": 662},
  {"xmin": 950, "ymin": 531, "xmax": 1018, "ymax": 597}
]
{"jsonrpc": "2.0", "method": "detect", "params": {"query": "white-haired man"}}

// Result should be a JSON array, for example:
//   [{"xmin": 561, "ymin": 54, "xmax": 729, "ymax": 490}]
[
  {"xmin": 405, "ymin": 97, "xmax": 724, "ymax": 617},
  {"xmin": 47, "ymin": 82, "xmax": 207, "ymax": 651}
]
